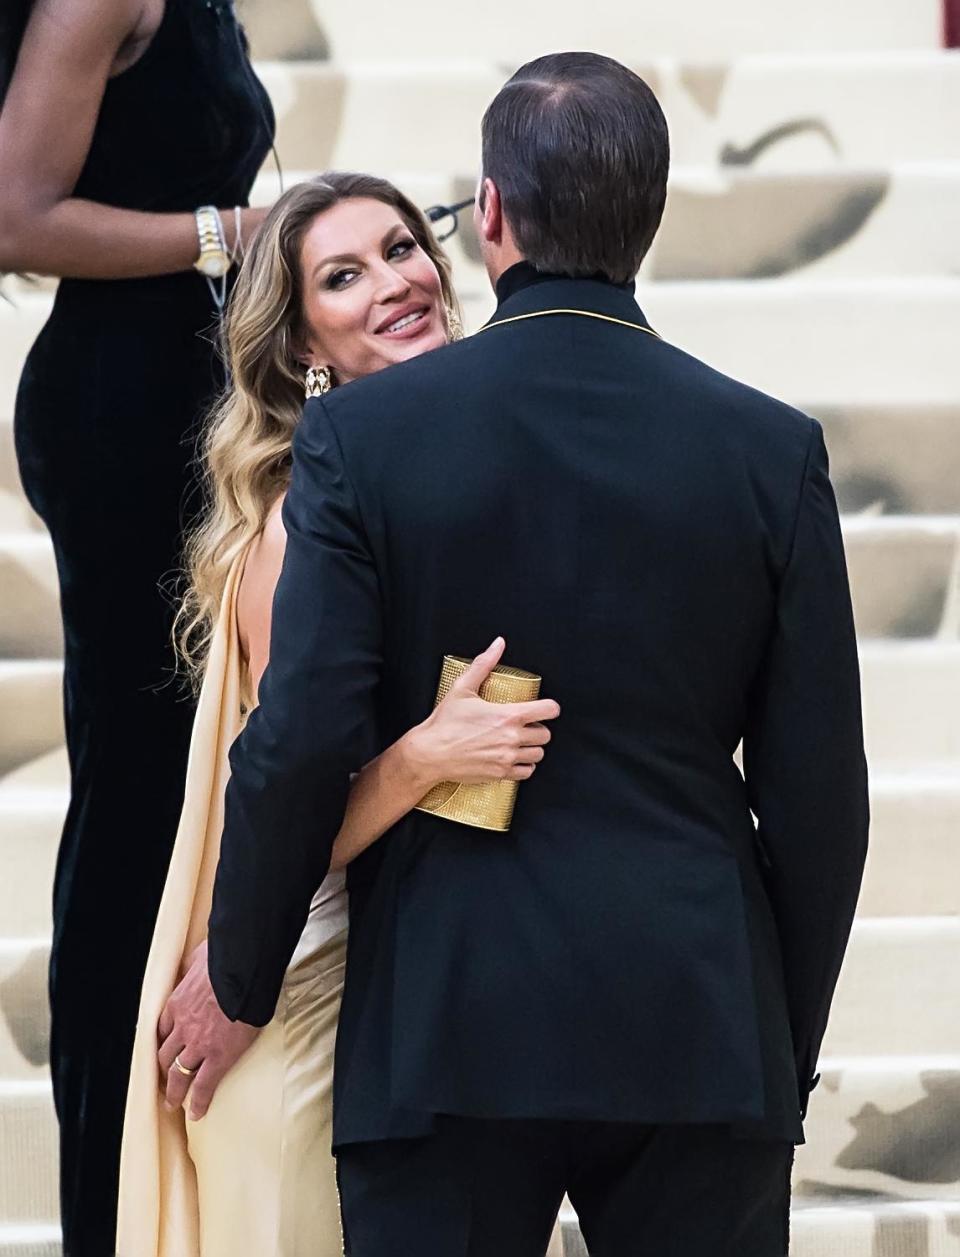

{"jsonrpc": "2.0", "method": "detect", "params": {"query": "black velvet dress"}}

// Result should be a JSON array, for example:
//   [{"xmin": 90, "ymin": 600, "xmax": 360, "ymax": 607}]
[{"xmin": 13, "ymin": 3, "xmax": 274, "ymax": 1251}]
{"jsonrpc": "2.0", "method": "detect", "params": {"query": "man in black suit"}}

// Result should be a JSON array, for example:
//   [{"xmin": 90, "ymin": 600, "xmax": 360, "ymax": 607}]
[{"xmin": 162, "ymin": 52, "xmax": 868, "ymax": 1255}]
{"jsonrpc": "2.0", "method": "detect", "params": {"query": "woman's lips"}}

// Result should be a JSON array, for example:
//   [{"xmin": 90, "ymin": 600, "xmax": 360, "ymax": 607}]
[{"xmin": 376, "ymin": 306, "xmax": 433, "ymax": 341}]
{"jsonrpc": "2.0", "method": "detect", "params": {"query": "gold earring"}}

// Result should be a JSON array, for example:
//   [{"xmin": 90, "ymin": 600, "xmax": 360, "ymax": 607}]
[
  {"xmin": 305, "ymin": 364, "xmax": 332, "ymax": 399},
  {"xmin": 445, "ymin": 305, "xmax": 464, "ymax": 342}
]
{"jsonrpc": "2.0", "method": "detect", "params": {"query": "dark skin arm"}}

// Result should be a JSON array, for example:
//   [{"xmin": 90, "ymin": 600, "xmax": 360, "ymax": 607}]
[{"xmin": 0, "ymin": 0, "xmax": 267, "ymax": 277}]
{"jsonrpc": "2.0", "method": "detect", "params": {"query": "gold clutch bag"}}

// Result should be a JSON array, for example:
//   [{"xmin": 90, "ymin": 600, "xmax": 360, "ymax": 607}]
[{"xmin": 414, "ymin": 654, "xmax": 541, "ymax": 832}]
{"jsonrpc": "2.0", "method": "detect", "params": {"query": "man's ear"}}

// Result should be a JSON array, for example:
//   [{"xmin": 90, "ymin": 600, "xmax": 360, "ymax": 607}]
[{"xmin": 476, "ymin": 177, "xmax": 503, "ymax": 246}]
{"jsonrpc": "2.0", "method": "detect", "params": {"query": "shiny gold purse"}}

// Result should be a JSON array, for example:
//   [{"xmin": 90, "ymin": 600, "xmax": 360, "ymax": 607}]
[{"xmin": 414, "ymin": 655, "xmax": 541, "ymax": 832}]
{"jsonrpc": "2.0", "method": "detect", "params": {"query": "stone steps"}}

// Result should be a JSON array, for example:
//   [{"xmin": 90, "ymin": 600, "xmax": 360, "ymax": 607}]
[
  {"xmin": 0, "ymin": 643, "xmax": 957, "ymax": 779},
  {"xmin": 0, "ymin": 766, "xmax": 953, "ymax": 940},
  {"xmin": 0, "ymin": 517, "xmax": 954, "ymax": 655},
  {"xmin": 0, "ymin": 1083, "xmax": 57, "ymax": 1227},
  {"xmin": 814, "ymin": 405, "xmax": 960, "ymax": 517},
  {"xmin": 0, "ymin": 1226, "xmax": 61, "ymax": 1257},
  {"xmin": 251, "ymin": 53, "xmax": 960, "ymax": 173},
  {"xmin": 291, "ymin": 6, "xmax": 944, "ymax": 64},
  {"xmin": 8, "ymin": 164, "xmax": 958, "ymax": 296},
  {"xmin": 6, "ymin": 1205, "xmax": 960, "ymax": 1257},
  {"xmin": 5, "ymin": 279, "xmax": 959, "ymax": 418},
  {"xmin": 796, "ymin": 1057, "xmax": 960, "ymax": 1203},
  {"xmin": 0, "ymin": 537, "xmax": 61, "ymax": 659},
  {"xmin": 558, "ymin": 1198, "xmax": 960, "ymax": 1257},
  {"xmin": 0, "ymin": 666, "xmax": 62, "ymax": 779},
  {"xmin": 5, "ymin": 404, "xmax": 958, "ymax": 526},
  {"xmin": 824, "ymin": 922, "xmax": 960, "ymax": 1057},
  {"xmin": 2, "ymin": 920, "xmax": 957, "ymax": 1085},
  {"xmin": 842, "ymin": 517, "xmax": 960, "ymax": 640},
  {"xmin": 861, "ymin": 775, "xmax": 960, "ymax": 917},
  {"xmin": 0, "ymin": 40, "xmax": 956, "ymax": 1255},
  {"xmin": 859, "ymin": 643, "xmax": 960, "ymax": 772},
  {"xmin": 0, "ymin": 787, "xmax": 62, "ymax": 939},
  {"xmin": 4, "ymin": 1060, "xmax": 960, "ymax": 1232},
  {"xmin": 246, "ymin": 162, "xmax": 960, "ymax": 284}
]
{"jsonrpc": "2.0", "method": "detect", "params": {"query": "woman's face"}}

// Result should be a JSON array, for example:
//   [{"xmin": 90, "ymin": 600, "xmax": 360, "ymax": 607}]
[{"xmin": 298, "ymin": 197, "xmax": 447, "ymax": 385}]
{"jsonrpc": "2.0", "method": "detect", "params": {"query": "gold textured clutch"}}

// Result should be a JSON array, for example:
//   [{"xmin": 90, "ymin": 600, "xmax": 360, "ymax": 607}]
[{"xmin": 414, "ymin": 655, "xmax": 542, "ymax": 832}]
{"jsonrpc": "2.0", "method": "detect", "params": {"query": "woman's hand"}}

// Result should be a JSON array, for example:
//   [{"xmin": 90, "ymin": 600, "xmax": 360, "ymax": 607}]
[{"xmin": 401, "ymin": 638, "xmax": 561, "ymax": 790}]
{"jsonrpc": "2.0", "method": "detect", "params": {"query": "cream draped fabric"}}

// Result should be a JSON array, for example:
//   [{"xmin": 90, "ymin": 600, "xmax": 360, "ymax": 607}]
[{"xmin": 116, "ymin": 555, "xmax": 345, "ymax": 1257}]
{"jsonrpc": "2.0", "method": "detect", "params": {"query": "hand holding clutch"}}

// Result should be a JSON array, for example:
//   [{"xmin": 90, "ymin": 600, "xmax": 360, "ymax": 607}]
[{"xmin": 416, "ymin": 653, "xmax": 545, "ymax": 832}]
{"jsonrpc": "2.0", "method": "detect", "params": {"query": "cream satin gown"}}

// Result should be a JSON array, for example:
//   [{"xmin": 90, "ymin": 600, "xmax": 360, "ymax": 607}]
[{"xmin": 117, "ymin": 553, "xmax": 348, "ymax": 1257}]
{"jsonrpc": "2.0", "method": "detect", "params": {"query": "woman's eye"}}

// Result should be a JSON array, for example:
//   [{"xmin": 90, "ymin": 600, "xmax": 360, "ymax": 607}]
[
  {"xmin": 388, "ymin": 238, "xmax": 416, "ymax": 259},
  {"xmin": 327, "ymin": 268, "xmax": 358, "ymax": 290}
]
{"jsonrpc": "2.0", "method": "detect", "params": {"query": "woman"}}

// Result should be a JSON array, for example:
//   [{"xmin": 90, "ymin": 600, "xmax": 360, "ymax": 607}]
[
  {"xmin": 0, "ymin": 0, "xmax": 274, "ymax": 1249},
  {"xmin": 117, "ymin": 173, "xmax": 559, "ymax": 1256}
]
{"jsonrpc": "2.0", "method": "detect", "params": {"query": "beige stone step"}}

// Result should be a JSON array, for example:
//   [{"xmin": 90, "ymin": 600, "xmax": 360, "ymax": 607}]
[
  {"xmin": 816, "ymin": 405, "xmax": 960, "ymax": 516},
  {"xmin": 610, "ymin": 279, "xmax": 960, "ymax": 408},
  {"xmin": 796, "ymin": 1058, "xmax": 960, "ymax": 1206},
  {"xmin": 0, "ymin": 411, "xmax": 41, "ymax": 534},
  {"xmin": 1, "ymin": 918, "xmax": 956, "ymax": 1081},
  {"xmin": 0, "ymin": 642, "xmax": 955, "ymax": 798},
  {"xmin": 0, "ymin": 760, "xmax": 952, "ymax": 938},
  {"xmin": 0, "ymin": 784, "xmax": 61, "ymax": 938},
  {"xmin": 2, "ymin": 1063, "xmax": 959, "ymax": 1235},
  {"xmin": 0, "ymin": 1083, "xmax": 57, "ymax": 1227},
  {"xmin": 860, "ymin": 644, "xmax": 960, "ymax": 773},
  {"xmin": 6, "ymin": 280, "xmax": 959, "ymax": 425},
  {"xmin": 0, "ymin": 1226, "xmax": 60, "ymax": 1257},
  {"xmin": 0, "ymin": 944, "xmax": 48, "ymax": 1085},
  {"xmin": 4, "ymin": 398, "xmax": 958, "ymax": 532},
  {"xmin": 0, "ymin": 665, "xmax": 63, "ymax": 779},
  {"xmin": 252, "ymin": 53, "xmax": 960, "ymax": 174},
  {"xmin": 824, "ymin": 921, "xmax": 960, "ymax": 1058},
  {"xmin": 252, "ymin": 163, "xmax": 960, "ymax": 284},
  {"xmin": 842, "ymin": 517, "xmax": 960, "ymax": 640},
  {"xmin": 862, "ymin": 775, "xmax": 960, "ymax": 917},
  {"xmin": 648, "ymin": 164, "xmax": 960, "ymax": 282},
  {"xmin": 558, "ymin": 1198, "xmax": 960, "ymax": 1257},
  {"xmin": 292, "ymin": 6, "xmax": 942, "ymax": 65},
  {"xmin": 451, "ymin": 279, "xmax": 960, "ymax": 405},
  {"xmin": 0, "ymin": 517, "xmax": 953, "ymax": 665},
  {"xmin": 0, "ymin": 537, "xmax": 61, "ymax": 658},
  {"xmin": 789, "ymin": 1201, "xmax": 960, "ymax": 1257}
]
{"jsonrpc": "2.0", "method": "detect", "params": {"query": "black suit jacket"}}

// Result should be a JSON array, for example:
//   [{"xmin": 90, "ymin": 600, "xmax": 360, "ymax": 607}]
[{"xmin": 208, "ymin": 263, "xmax": 869, "ymax": 1146}]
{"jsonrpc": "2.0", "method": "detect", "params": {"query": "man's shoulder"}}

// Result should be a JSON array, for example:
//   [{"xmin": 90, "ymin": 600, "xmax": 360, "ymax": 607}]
[
  {"xmin": 318, "ymin": 336, "xmax": 475, "ymax": 432},
  {"xmin": 654, "ymin": 336, "xmax": 817, "ymax": 459}
]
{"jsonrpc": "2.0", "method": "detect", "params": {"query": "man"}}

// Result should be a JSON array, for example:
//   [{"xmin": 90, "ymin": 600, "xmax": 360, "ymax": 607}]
[{"xmin": 162, "ymin": 52, "xmax": 868, "ymax": 1255}]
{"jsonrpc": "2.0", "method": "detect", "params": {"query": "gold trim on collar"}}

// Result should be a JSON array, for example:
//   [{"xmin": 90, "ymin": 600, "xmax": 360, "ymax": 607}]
[{"xmin": 480, "ymin": 308, "xmax": 661, "ymax": 339}]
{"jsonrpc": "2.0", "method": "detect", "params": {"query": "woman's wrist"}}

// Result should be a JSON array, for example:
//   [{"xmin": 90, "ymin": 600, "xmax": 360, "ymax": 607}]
[{"xmin": 396, "ymin": 721, "xmax": 440, "ymax": 795}]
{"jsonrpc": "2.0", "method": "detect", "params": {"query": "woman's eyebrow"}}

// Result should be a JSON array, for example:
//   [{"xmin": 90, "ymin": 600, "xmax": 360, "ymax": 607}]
[{"xmin": 311, "ymin": 226, "xmax": 408, "ymax": 281}]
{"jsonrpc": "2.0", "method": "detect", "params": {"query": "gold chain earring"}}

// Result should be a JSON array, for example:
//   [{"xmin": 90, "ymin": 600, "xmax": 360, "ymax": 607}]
[
  {"xmin": 305, "ymin": 364, "xmax": 333, "ymax": 399},
  {"xmin": 445, "ymin": 305, "xmax": 464, "ymax": 342}
]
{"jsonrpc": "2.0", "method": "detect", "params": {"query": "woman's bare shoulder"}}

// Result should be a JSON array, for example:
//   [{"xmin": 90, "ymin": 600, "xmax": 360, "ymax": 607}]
[{"xmin": 237, "ymin": 497, "xmax": 287, "ymax": 672}]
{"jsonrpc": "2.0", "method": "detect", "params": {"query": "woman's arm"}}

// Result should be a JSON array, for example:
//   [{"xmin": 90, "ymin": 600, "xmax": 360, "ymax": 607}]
[
  {"xmin": 238, "ymin": 502, "xmax": 560, "ymax": 874},
  {"xmin": 0, "ymin": 0, "xmax": 265, "ymax": 277}
]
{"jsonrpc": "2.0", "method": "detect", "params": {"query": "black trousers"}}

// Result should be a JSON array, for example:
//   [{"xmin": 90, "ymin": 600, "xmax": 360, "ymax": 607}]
[
  {"xmin": 337, "ymin": 1118, "xmax": 794, "ymax": 1257},
  {"xmin": 15, "ymin": 293, "xmax": 210, "ymax": 1255}
]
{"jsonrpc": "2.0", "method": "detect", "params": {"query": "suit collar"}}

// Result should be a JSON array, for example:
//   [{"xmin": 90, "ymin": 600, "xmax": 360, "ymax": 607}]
[{"xmin": 487, "ymin": 261, "xmax": 654, "ymax": 333}]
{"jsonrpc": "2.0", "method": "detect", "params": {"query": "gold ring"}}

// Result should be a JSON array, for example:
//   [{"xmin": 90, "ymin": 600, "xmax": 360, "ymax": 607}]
[{"xmin": 172, "ymin": 1054, "xmax": 198, "ymax": 1078}]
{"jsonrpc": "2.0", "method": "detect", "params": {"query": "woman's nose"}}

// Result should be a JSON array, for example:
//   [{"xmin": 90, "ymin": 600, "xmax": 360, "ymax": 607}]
[{"xmin": 372, "ymin": 262, "xmax": 410, "ymax": 303}]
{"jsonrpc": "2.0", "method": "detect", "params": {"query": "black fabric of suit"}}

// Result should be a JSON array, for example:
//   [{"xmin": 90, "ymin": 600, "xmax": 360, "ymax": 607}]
[
  {"xmin": 208, "ymin": 263, "xmax": 869, "ymax": 1153},
  {"xmin": 335, "ymin": 1116, "xmax": 795, "ymax": 1257}
]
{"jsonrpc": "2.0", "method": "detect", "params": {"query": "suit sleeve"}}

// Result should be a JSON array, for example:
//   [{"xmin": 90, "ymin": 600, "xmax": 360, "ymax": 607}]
[
  {"xmin": 743, "ymin": 418, "xmax": 869, "ymax": 1116},
  {"xmin": 207, "ymin": 398, "xmax": 382, "ymax": 1025}
]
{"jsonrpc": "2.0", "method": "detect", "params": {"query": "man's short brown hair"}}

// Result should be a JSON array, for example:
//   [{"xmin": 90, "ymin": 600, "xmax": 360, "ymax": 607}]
[{"xmin": 481, "ymin": 52, "xmax": 670, "ymax": 284}]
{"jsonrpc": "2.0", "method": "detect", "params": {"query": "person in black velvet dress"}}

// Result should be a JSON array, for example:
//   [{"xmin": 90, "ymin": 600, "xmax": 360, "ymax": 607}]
[{"xmin": 0, "ymin": 1, "xmax": 274, "ymax": 1250}]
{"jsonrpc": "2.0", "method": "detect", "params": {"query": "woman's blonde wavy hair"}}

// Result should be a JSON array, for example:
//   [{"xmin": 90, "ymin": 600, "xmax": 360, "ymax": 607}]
[{"xmin": 176, "ymin": 172, "xmax": 460, "ymax": 687}]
